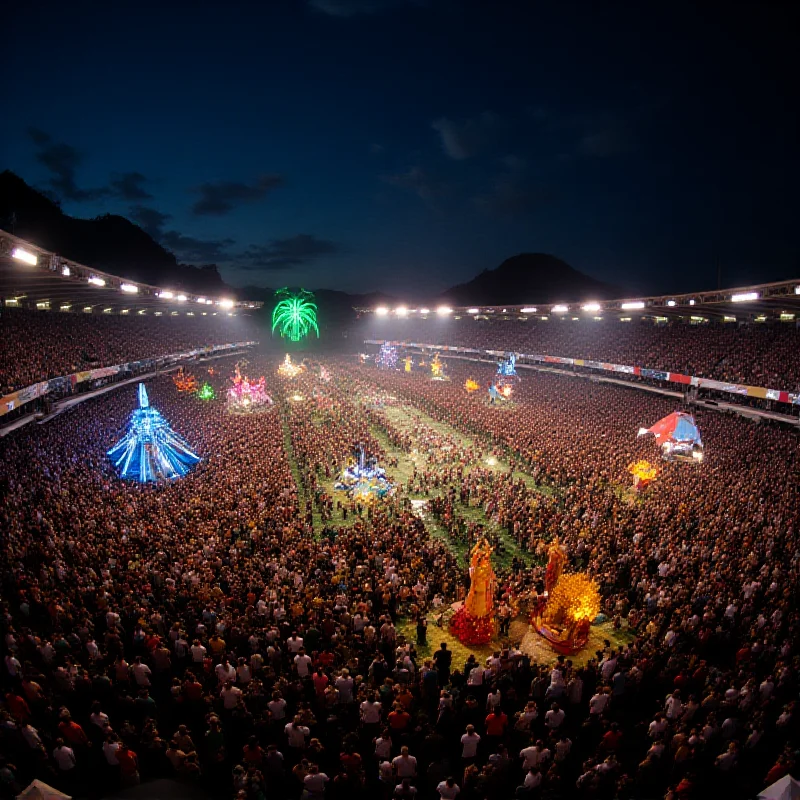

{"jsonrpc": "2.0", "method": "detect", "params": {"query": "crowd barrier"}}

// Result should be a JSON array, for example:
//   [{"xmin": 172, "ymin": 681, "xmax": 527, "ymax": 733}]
[
  {"xmin": 1, "ymin": 341, "xmax": 257, "ymax": 417},
  {"xmin": 364, "ymin": 340, "xmax": 800, "ymax": 407}
]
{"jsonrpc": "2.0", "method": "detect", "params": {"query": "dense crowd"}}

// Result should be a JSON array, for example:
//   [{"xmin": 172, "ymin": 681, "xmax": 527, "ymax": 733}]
[
  {"xmin": 355, "ymin": 317, "xmax": 800, "ymax": 392},
  {"xmin": 1, "ymin": 353, "xmax": 798, "ymax": 800},
  {"xmin": 0, "ymin": 308, "xmax": 260, "ymax": 394}
]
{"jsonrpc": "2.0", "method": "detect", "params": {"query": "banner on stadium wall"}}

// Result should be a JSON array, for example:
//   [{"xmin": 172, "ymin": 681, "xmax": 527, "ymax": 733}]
[
  {"xmin": 0, "ymin": 340, "xmax": 257, "ymax": 418},
  {"xmin": 365, "ymin": 339, "xmax": 800, "ymax": 407}
]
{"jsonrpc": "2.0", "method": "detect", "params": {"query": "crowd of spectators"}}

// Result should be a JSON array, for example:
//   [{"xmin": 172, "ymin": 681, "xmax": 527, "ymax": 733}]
[
  {"xmin": 354, "ymin": 316, "xmax": 800, "ymax": 392},
  {"xmin": 1, "ymin": 353, "xmax": 798, "ymax": 800},
  {"xmin": 0, "ymin": 308, "xmax": 260, "ymax": 394}
]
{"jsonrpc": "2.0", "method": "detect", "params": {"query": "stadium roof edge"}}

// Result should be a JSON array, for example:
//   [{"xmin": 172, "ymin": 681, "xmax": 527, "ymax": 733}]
[
  {"xmin": 0, "ymin": 229, "xmax": 263, "ymax": 313},
  {"xmin": 354, "ymin": 278, "xmax": 800, "ymax": 319}
]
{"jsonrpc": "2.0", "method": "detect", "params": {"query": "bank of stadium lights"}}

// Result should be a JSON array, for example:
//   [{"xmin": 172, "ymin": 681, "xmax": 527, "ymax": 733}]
[
  {"xmin": 88, "ymin": 276, "xmax": 106, "ymax": 287},
  {"xmin": 157, "ymin": 291, "xmax": 174, "ymax": 299},
  {"xmin": 621, "ymin": 301, "xmax": 645, "ymax": 310},
  {"xmin": 394, "ymin": 306, "xmax": 408, "ymax": 317},
  {"xmin": 218, "ymin": 299, "xmax": 235, "ymax": 309},
  {"xmin": 667, "ymin": 300, "xmax": 677, "ymax": 307},
  {"xmin": 581, "ymin": 302, "xmax": 602, "ymax": 312},
  {"xmin": 520, "ymin": 307, "xmax": 537, "ymax": 314},
  {"xmin": 796, "ymin": 286, "xmax": 800, "ymax": 295},
  {"xmin": 552, "ymin": 304, "xmax": 569, "ymax": 314},
  {"xmin": 120, "ymin": 283, "xmax": 139, "ymax": 294},
  {"xmin": 61, "ymin": 266, "xmax": 71, "ymax": 277},
  {"xmin": 436, "ymin": 306, "xmax": 453, "ymax": 316},
  {"xmin": 176, "ymin": 294, "xmax": 187, "ymax": 303},
  {"xmin": 419, "ymin": 307, "xmax": 430, "ymax": 315},
  {"xmin": 689, "ymin": 299, "xmax": 696, "ymax": 306},
  {"xmin": 375, "ymin": 306, "xmax": 389, "ymax": 316},
  {"xmin": 121, "ymin": 309, "xmax": 129, "ymax": 314},
  {"xmin": 59, "ymin": 304, "xmax": 71, "ymax": 311},
  {"xmin": 12, "ymin": 247, "xmax": 38, "ymax": 265},
  {"xmin": 731, "ymin": 291, "xmax": 759, "ymax": 302},
  {"xmin": 467, "ymin": 307, "xmax": 480, "ymax": 315}
]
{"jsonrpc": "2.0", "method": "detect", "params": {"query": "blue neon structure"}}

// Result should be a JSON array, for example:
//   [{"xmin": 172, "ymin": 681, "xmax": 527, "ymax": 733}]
[
  {"xmin": 108, "ymin": 383, "xmax": 201, "ymax": 483},
  {"xmin": 497, "ymin": 354, "xmax": 518, "ymax": 377}
]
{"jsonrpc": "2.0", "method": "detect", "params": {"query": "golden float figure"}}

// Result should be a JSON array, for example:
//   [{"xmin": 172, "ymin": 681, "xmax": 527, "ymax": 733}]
[
  {"xmin": 403, "ymin": 356, "xmax": 413, "ymax": 373},
  {"xmin": 628, "ymin": 460, "xmax": 657, "ymax": 491},
  {"xmin": 449, "ymin": 538, "xmax": 497, "ymax": 644},
  {"xmin": 465, "ymin": 378, "xmax": 480, "ymax": 393},
  {"xmin": 535, "ymin": 538, "xmax": 600, "ymax": 654}
]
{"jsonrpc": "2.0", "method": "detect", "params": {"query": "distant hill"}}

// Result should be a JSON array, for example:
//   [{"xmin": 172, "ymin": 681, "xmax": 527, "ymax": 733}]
[
  {"xmin": 0, "ymin": 170, "xmax": 229, "ymax": 295},
  {"xmin": 441, "ymin": 253, "xmax": 619, "ymax": 306}
]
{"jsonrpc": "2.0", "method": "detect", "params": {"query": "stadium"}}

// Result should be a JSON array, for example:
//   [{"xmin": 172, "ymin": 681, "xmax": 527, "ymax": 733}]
[
  {"xmin": 2, "ymin": 221, "xmax": 799, "ymax": 800},
  {"xmin": 3, "ymin": 4, "xmax": 799, "ymax": 800}
]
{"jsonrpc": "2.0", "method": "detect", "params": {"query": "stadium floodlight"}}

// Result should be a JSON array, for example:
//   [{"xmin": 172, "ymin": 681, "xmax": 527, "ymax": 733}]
[
  {"xmin": 60, "ymin": 304, "xmax": 71, "ymax": 310},
  {"xmin": 667, "ymin": 300, "xmax": 676, "ymax": 307},
  {"xmin": 62, "ymin": 266, "xmax": 71, "ymax": 276},
  {"xmin": 103, "ymin": 307, "xmax": 112, "ymax": 313},
  {"xmin": 121, "ymin": 309, "xmax": 129, "ymax": 314},
  {"xmin": 552, "ymin": 304, "xmax": 569, "ymax": 314},
  {"xmin": 621, "ymin": 301, "xmax": 645, "ymax": 310},
  {"xmin": 395, "ymin": 306, "xmax": 408, "ymax": 317},
  {"xmin": 419, "ymin": 307, "xmax": 430, "ymax": 314},
  {"xmin": 689, "ymin": 299, "xmax": 696, "ymax": 305},
  {"xmin": 157, "ymin": 290, "xmax": 174, "ymax": 299},
  {"xmin": 196, "ymin": 297, "xmax": 207, "ymax": 304},
  {"xmin": 176, "ymin": 294, "xmax": 187, "ymax": 302},
  {"xmin": 437, "ymin": 306, "xmax": 453, "ymax": 316},
  {"xmin": 218, "ymin": 298, "xmax": 235, "ymax": 309},
  {"xmin": 120, "ymin": 283, "xmax": 138, "ymax": 293},
  {"xmin": 520, "ymin": 307, "xmax": 537, "ymax": 314},
  {"xmin": 88, "ymin": 276, "xmax": 106, "ymax": 286},
  {"xmin": 581, "ymin": 302, "xmax": 601, "ymax": 312},
  {"xmin": 795, "ymin": 286, "xmax": 800, "ymax": 295},
  {"xmin": 467, "ymin": 307, "xmax": 480, "ymax": 315},
  {"xmin": 375, "ymin": 306, "xmax": 389, "ymax": 316},
  {"xmin": 83, "ymin": 306, "xmax": 92, "ymax": 312},
  {"xmin": 731, "ymin": 291, "xmax": 759, "ymax": 302},
  {"xmin": 12, "ymin": 247, "xmax": 38, "ymax": 265}
]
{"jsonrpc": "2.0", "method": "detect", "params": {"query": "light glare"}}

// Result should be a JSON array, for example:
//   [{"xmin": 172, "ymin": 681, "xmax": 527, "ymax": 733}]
[
  {"xmin": 88, "ymin": 277, "xmax": 106, "ymax": 287},
  {"xmin": 731, "ymin": 292, "xmax": 759, "ymax": 302},
  {"xmin": 552, "ymin": 304, "xmax": 569, "ymax": 313},
  {"xmin": 120, "ymin": 283, "xmax": 139, "ymax": 293},
  {"xmin": 621, "ymin": 301, "xmax": 645, "ymax": 310},
  {"xmin": 12, "ymin": 247, "xmax": 38, "ymax": 265},
  {"xmin": 581, "ymin": 302, "xmax": 601, "ymax": 312},
  {"xmin": 375, "ymin": 306, "xmax": 389, "ymax": 316},
  {"xmin": 436, "ymin": 306, "xmax": 452, "ymax": 316}
]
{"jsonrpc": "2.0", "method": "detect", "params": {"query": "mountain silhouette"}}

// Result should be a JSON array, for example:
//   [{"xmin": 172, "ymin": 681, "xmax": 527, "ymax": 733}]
[
  {"xmin": 0, "ymin": 170, "xmax": 229, "ymax": 294},
  {"xmin": 441, "ymin": 253, "xmax": 619, "ymax": 306}
]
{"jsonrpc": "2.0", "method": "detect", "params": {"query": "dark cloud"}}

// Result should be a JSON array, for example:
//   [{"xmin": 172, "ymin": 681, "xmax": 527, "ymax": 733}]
[
  {"xmin": 129, "ymin": 205, "xmax": 171, "ymax": 238},
  {"xmin": 129, "ymin": 205, "xmax": 234, "ymax": 263},
  {"xmin": 474, "ymin": 156, "xmax": 552, "ymax": 216},
  {"xmin": 109, "ymin": 171, "xmax": 152, "ymax": 200},
  {"xmin": 160, "ymin": 231, "xmax": 236, "ymax": 264},
  {"xmin": 191, "ymin": 175, "xmax": 284, "ymax": 216},
  {"xmin": 27, "ymin": 127, "xmax": 111, "ymax": 202},
  {"xmin": 240, "ymin": 234, "xmax": 341, "ymax": 270},
  {"xmin": 431, "ymin": 112, "xmax": 502, "ymax": 160},
  {"xmin": 308, "ymin": 0, "xmax": 416, "ymax": 16},
  {"xmin": 383, "ymin": 166, "xmax": 446, "ymax": 204}
]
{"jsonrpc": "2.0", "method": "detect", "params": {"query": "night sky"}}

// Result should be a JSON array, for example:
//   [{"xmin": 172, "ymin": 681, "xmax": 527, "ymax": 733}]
[{"xmin": 4, "ymin": 1, "xmax": 798, "ymax": 296}]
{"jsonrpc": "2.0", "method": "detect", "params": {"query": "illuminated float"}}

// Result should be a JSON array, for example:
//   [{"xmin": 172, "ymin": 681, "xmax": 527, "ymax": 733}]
[
  {"xmin": 465, "ymin": 378, "xmax": 480, "ymax": 393},
  {"xmin": 278, "ymin": 354, "xmax": 304, "ymax": 378},
  {"xmin": 638, "ymin": 411, "xmax": 704, "ymax": 463},
  {"xmin": 628, "ymin": 459, "xmax": 657, "ymax": 491},
  {"xmin": 534, "ymin": 538, "xmax": 601, "ymax": 654},
  {"xmin": 430, "ymin": 353, "xmax": 449, "ymax": 380},
  {"xmin": 172, "ymin": 367, "xmax": 197, "ymax": 393},
  {"xmin": 227, "ymin": 362, "xmax": 272, "ymax": 412},
  {"xmin": 334, "ymin": 444, "xmax": 394, "ymax": 504},
  {"xmin": 376, "ymin": 343, "xmax": 398, "ymax": 369},
  {"xmin": 449, "ymin": 539, "xmax": 497, "ymax": 645},
  {"xmin": 108, "ymin": 383, "xmax": 200, "ymax": 483}
]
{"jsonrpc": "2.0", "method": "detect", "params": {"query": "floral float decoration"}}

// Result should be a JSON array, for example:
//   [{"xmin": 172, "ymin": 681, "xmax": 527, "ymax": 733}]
[
  {"xmin": 534, "ymin": 538, "xmax": 601, "ymax": 655},
  {"xmin": 465, "ymin": 378, "xmax": 480, "ymax": 393},
  {"xmin": 628, "ymin": 459, "xmax": 657, "ymax": 491},
  {"xmin": 173, "ymin": 367, "xmax": 197, "ymax": 393},
  {"xmin": 450, "ymin": 538, "xmax": 497, "ymax": 645}
]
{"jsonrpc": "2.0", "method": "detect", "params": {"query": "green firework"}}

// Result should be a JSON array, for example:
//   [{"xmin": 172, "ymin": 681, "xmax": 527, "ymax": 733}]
[
  {"xmin": 271, "ymin": 288, "xmax": 320, "ymax": 342},
  {"xmin": 197, "ymin": 383, "xmax": 215, "ymax": 401}
]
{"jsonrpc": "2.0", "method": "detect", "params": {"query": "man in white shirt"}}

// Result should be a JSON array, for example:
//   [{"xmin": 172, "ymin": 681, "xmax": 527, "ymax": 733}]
[
  {"xmin": 545, "ymin": 703, "xmax": 566, "ymax": 730},
  {"xmin": 285, "ymin": 718, "xmax": 310, "ymax": 749},
  {"xmin": 460, "ymin": 726, "xmax": 481, "ymax": 760},
  {"xmin": 220, "ymin": 681, "xmax": 243, "ymax": 710},
  {"xmin": 360, "ymin": 696, "xmax": 383, "ymax": 724},
  {"xmin": 520, "ymin": 741, "xmax": 549, "ymax": 770},
  {"xmin": 131, "ymin": 657, "xmax": 151, "ymax": 687},
  {"xmin": 53, "ymin": 739, "xmax": 77, "ymax": 772},
  {"xmin": 303, "ymin": 765, "xmax": 329, "ymax": 796},
  {"xmin": 215, "ymin": 658, "xmax": 236, "ymax": 685},
  {"xmin": 286, "ymin": 633, "xmax": 304, "ymax": 654},
  {"xmin": 268, "ymin": 694, "xmax": 287, "ymax": 722},
  {"xmin": 437, "ymin": 777, "xmax": 460, "ymax": 798},
  {"xmin": 335, "ymin": 669, "xmax": 354, "ymax": 704},
  {"xmin": 294, "ymin": 649, "xmax": 313, "ymax": 678},
  {"xmin": 190, "ymin": 640, "xmax": 206, "ymax": 663},
  {"xmin": 392, "ymin": 746, "xmax": 418, "ymax": 779},
  {"xmin": 589, "ymin": 689, "xmax": 610, "ymax": 716}
]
